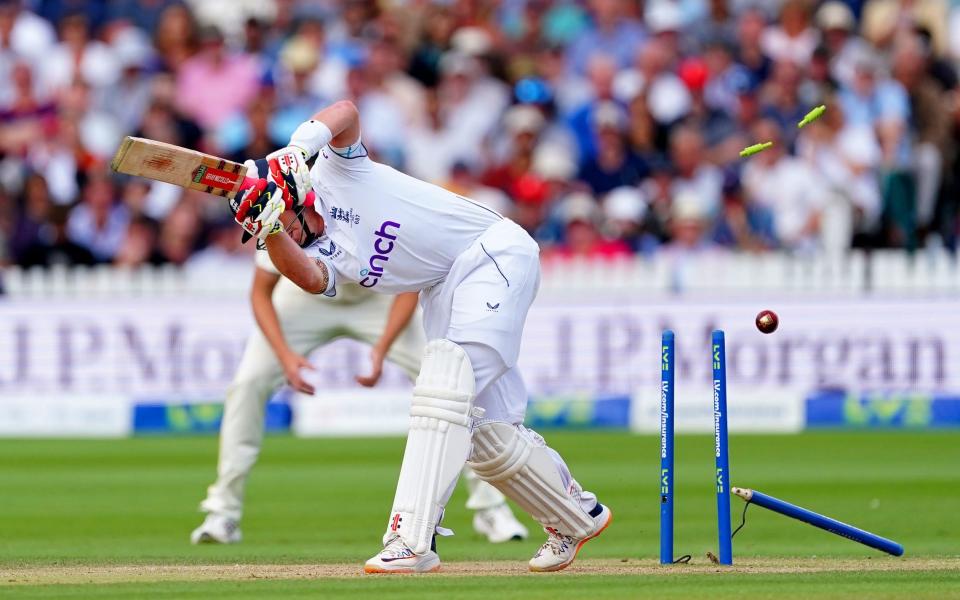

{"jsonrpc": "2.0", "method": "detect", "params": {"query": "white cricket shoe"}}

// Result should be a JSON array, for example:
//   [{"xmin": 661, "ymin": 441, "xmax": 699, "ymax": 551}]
[
  {"xmin": 473, "ymin": 504, "xmax": 529, "ymax": 543},
  {"xmin": 190, "ymin": 513, "xmax": 242, "ymax": 545},
  {"xmin": 528, "ymin": 503, "xmax": 612, "ymax": 572},
  {"xmin": 364, "ymin": 535, "xmax": 441, "ymax": 574}
]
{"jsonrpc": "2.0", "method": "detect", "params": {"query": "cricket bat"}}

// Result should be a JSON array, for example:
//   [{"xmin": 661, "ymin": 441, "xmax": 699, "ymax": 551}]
[
  {"xmin": 111, "ymin": 136, "xmax": 255, "ymax": 198},
  {"xmin": 111, "ymin": 136, "xmax": 317, "ymax": 243}
]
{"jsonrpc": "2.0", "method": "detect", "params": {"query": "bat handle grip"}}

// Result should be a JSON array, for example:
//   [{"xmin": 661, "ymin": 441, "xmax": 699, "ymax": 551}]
[{"xmin": 240, "ymin": 176, "xmax": 316, "ymax": 207}]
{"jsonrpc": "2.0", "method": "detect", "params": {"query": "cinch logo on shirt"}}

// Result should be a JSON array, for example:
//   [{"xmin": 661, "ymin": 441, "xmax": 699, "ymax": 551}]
[{"xmin": 359, "ymin": 221, "xmax": 401, "ymax": 288}]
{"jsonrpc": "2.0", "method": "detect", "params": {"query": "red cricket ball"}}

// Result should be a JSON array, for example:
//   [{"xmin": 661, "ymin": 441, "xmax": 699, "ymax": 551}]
[{"xmin": 755, "ymin": 309, "xmax": 779, "ymax": 334}]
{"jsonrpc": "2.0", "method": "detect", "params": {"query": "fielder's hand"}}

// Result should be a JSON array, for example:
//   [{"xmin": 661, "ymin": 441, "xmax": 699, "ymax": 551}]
[
  {"xmin": 230, "ymin": 179, "xmax": 285, "ymax": 242},
  {"xmin": 281, "ymin": 351, "xmax": 316, "ymax": 395},
  {"xmin": 355, "ymin": 343, "xmax": 386, "ymax": 387}
]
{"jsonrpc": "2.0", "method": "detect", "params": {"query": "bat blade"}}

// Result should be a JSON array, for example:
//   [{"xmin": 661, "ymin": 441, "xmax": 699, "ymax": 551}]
[{"xmin": 110, "ymin": 136, "xmax": 248, "ymax": 198}]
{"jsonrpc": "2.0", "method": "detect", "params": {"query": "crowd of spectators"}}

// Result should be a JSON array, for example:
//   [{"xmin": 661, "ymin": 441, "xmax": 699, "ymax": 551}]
[{"xmin": 1, "ymin": 0, "xmax": 959, "ymax": 270}]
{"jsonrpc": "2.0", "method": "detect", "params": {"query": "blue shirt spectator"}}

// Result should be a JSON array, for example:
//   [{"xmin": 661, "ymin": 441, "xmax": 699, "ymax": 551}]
[
  {"xmin": 838, "ymin": 57, "xmax": 912, "ymax": 169},
  {"xmin": 565, "ymin": 0, "xmax": 646, "ymax": 75}
]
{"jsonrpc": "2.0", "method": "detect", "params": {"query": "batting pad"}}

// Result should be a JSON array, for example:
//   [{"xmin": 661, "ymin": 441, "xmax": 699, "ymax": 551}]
[
  {"xmin": 388, "ymin": 340, "xmax": 475, "ymax": 555},
  {"xmin": 468, "ymin": 422, "xmax": 595, "ymax": 538}
]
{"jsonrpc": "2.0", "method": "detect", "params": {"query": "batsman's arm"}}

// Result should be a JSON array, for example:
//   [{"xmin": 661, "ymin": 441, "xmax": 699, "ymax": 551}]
[
  {"xmin": 286, "ymin": 100, "xmax": 361, "ymax": 161},
  {"xmin": 245, "ymin": 101, "xmax": 360, "ymax": 211},
  {"xmin": 311, "ymin": 100, "xmax": 361, "ymax": 149},
  {"xmin": 263, "ymin": 232, "xmax": 330, "ymax": 296}
]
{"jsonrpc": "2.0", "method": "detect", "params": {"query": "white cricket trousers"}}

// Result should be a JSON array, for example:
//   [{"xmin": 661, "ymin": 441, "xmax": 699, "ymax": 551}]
[{"xmin": 419, "ymin": 219, "xmax": 598, "ymax": 517}]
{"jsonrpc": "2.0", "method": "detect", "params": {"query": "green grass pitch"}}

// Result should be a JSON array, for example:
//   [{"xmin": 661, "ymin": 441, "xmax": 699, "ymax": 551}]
[{"xmin": 1, "ymin": 431, "xmax": 958, "ymax": 598}]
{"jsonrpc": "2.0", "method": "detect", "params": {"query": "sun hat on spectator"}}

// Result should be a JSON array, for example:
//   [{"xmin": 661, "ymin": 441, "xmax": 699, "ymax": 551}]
[
  {"xmin": 648, "ymin": 78, "xmax": 692, "ymax": 124},
  {"xmin": 591, "ymin": 101, "xmax": 627, "ymax": 131},
  {"xmin": 816, "ymin": 1, "xmax": 855, "ymax": 32},
  {"xmin": 646, "ymin": 1, "xmax": 683, "ymax": 34},
  {"xmin": 113, "ymin": 26, "xmax": 155, "ymax": 70},
  {"xmin": 671, "ymin": 191, "xmax": 708, "ymax": 223},
  {"xmin": 80, "ymin": 113, "xmax": 124, "ymax": 159},
  {"xmin": 617, "ymin": 41, "xmax": 694, "ymax": 123},
  {"xmin": 558, "ymin": 192, "xmax": 600, "ymax": 225},
  {"xmin": 281, "ymin": 36, "xmax": 320, "ymax": 74},
  {"xmin": 837, "ymin": 127, "xmax": 881, "ymax": 168},
  {"xmin": 451, "ymin": 26, "xmax": 493, "ymax": 57},
  {"xmin": 503, "ymin": 105, "xmax": 545, "ymax": 136},
  {"xmin": 532, "ymin": 145, "xmax": 577, "ymax": 181},
  {"xmin": 612, "ymin": 69, "xmax": 645, "ymax": 104},
  {"xmin": 603, "ymin": 187, "xmax": 648, "ymax": 223}
]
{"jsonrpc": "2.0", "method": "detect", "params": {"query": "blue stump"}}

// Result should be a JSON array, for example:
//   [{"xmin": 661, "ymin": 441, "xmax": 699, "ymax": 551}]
[{"xmin": 731, "ymin": 487, "xmax": 904, "ymax": 556}]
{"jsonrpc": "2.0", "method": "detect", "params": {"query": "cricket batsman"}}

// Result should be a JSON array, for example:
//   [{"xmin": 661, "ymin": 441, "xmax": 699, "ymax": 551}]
[
  {"xmin": 229, "ymin": 100, "xmax": 611, "ymax": 573},
  {"xmin": 190, "ymin": 222, "xmax": 528, "ymax": 545}
]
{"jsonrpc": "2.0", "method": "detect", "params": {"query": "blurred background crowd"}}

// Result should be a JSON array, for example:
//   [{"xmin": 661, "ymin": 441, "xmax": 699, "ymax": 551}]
[{"xmin": 1, "ymin": 0, "xmax": 959, "ymax": 271}]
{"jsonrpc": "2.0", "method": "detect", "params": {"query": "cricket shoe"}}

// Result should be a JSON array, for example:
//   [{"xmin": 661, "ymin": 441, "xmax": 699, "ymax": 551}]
[
  {"xmin": 528, "ymin": 503, "xmax": 612, "ymax": 572},
  {"xmin": 190, "ymin": 513, "xmax": 242, "ymax": 544},
  {"xmin": 473, "ymin": 504, "xmax": 529, "ymax": 543},
  {"xmin": 364, "ymin": 535, "xmax": 441, "ymax": 574}
]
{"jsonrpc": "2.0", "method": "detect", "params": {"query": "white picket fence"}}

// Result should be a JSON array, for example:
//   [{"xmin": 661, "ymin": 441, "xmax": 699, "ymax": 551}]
[{"xmin": 2, "ymin": 249, "xmax": 958, "ymax": 299}]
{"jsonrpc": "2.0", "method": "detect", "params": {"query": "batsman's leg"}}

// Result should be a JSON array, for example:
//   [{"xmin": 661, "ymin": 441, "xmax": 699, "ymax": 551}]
[
  {"xmin": 466, "ymin": 357, "xmax": 611, "ymax": 572},
  {"xmin": 453, "ymin": 226, "xmax": 606, "ymax": 570},
  {"xmin": 364, "ymin": 339, "xmax": 476, "ymax": 574},
  {"xmin": 353, "ymin": 297, "xmax": 528, "ymax": 545},
  {"xmin": 469, "ymin": 421, "xmax": 611, "ymax": 572},
  {"xmin": 384, "ymin": 321, "xmax": 528, "ymax": 544}
]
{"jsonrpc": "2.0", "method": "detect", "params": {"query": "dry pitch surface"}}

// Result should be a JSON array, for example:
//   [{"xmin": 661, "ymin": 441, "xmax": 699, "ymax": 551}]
[{"xmin": 4, "ymin": 558, "xmax": 958, "ymax": 585}]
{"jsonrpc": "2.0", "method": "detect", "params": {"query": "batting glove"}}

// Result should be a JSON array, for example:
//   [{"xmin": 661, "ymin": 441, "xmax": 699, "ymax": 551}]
[
  {"xmin": 244, "ymin": 145, "xmax": 312, "ymax": 209},
  {"xmin": 230, "ymin": 179, "xmax": 285, "ymax": 242}
]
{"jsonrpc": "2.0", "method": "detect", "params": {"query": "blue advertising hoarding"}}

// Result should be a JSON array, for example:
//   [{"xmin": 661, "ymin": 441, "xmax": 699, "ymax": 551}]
[{"xmin": 806, "ymin": 391, "xmax": 960, "ymax": 429}]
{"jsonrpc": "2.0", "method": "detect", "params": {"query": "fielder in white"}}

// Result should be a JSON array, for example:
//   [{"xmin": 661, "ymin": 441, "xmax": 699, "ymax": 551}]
[
  {"xmin": 230, "ymin": 100, "xmax": 611, "ymax": 573},
  {"xmin": 190, "ymin": 252, "xmax": 528, "ymax": 545}
]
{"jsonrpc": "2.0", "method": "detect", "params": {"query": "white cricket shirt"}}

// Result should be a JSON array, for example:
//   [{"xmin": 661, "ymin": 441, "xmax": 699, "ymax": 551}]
[{"xmin": 306, "ymin": 141, "xmax": 503, "ymax": 295}]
